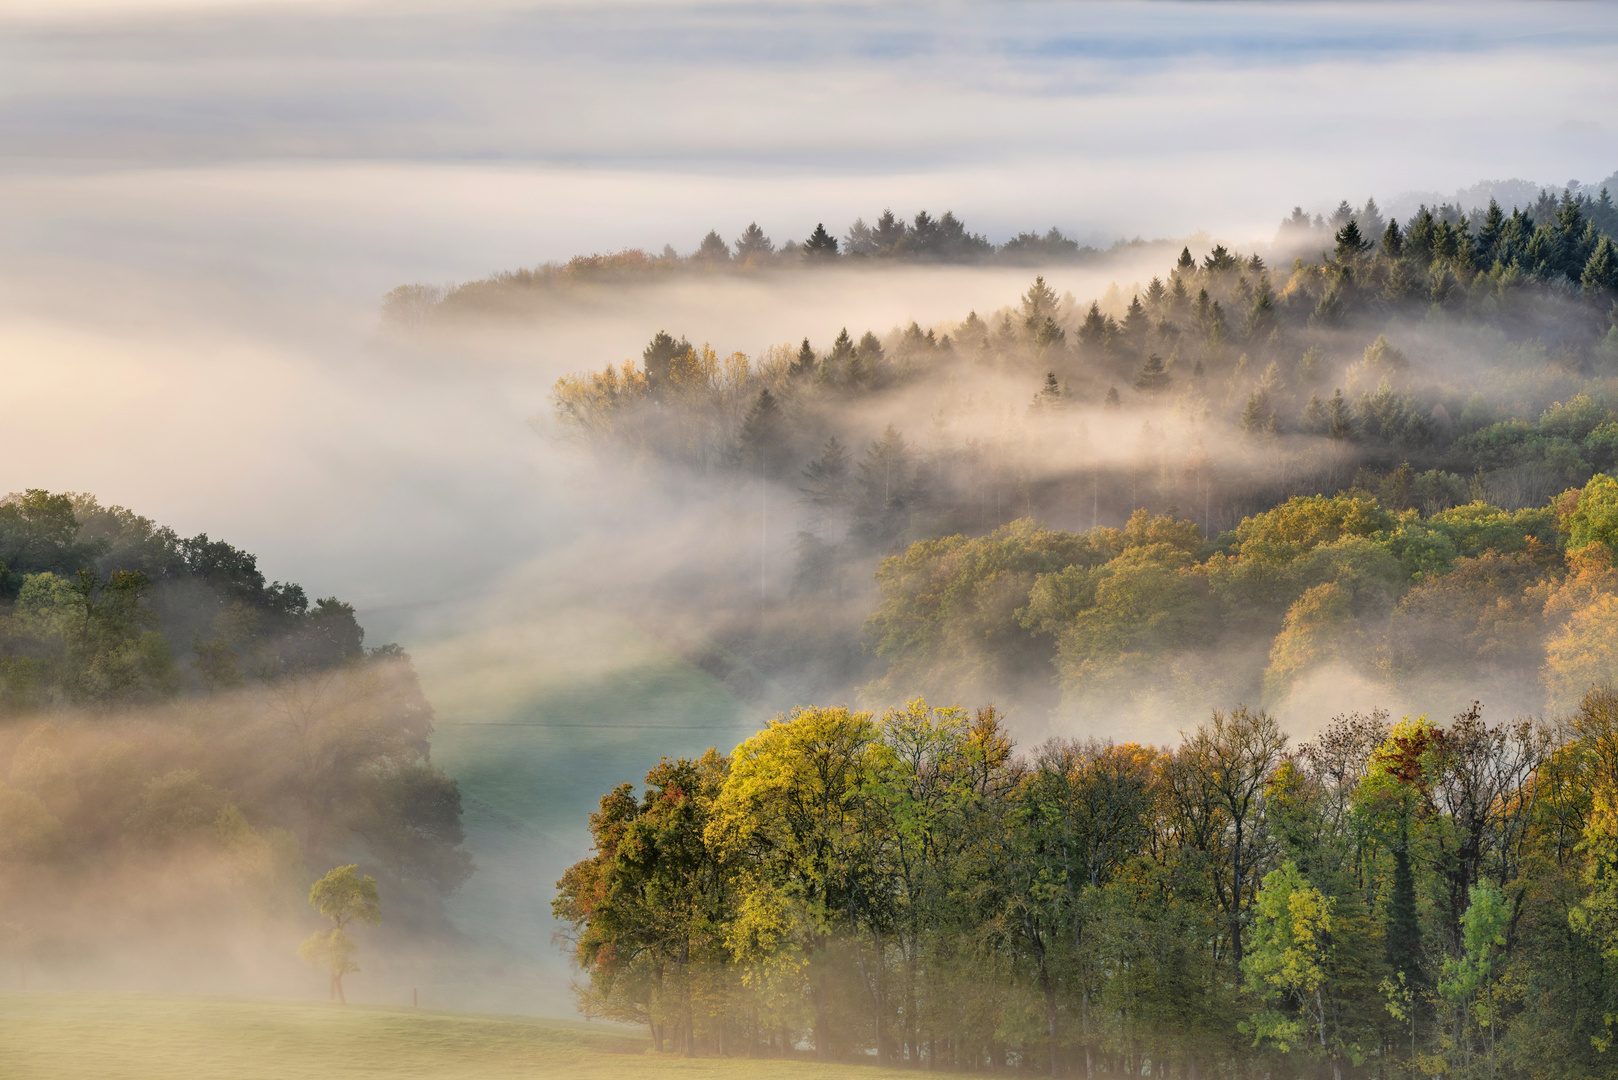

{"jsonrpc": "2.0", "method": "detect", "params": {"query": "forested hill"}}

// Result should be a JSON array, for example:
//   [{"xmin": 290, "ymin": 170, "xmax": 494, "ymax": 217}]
[
  {"xmin": 381, "ymin": 183, "xmax": 1618, "ymax": 325},
  {"xmin": 0, "ymin": 490, "xmax": 472, "ymax": 982}
]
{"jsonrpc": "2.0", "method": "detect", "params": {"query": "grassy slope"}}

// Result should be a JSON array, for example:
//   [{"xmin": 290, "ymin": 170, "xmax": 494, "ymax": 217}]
[
  {"xmin": 408, "ymin": 608, "xmax": 758, "ymax": 1016},
  {"xmin": 0, "ymin": 994, "xmax": 913, "ymax": 1080}
]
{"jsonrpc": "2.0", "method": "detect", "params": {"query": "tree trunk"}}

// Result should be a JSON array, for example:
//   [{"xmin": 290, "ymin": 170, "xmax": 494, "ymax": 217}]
[
  {"xmin": 1044, "ymin": 974, "xmax": 1061, "ymax": 1077},
  {"xmin": 814, "ymin": 983, "xmax": 828, "ymax": 1061}
]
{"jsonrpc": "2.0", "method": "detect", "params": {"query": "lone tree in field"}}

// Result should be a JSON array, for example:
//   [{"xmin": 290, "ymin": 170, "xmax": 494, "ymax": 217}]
[{"xmin": 298, "ymin": 865, "xmax": 380, "ymax": 1003}]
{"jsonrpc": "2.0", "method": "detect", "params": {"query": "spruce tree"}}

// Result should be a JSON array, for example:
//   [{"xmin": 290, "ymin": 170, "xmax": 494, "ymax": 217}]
[
  {"xmin": 1300, "ymin": 391, "xmax": 1327, "ymax": 434},
  {"xmin": 1134, "ymin": 354, "xmax": 1171, "ymax": 395},
  {"xmin": 872, "ymin": 209, "xmax": 907, "ymax": 253},
  {"xmin": 802, "ymin": 223, "xmax": 839, "ymax": 260},
  {"xmin": 1386, "ymin": 832, "xmax": 1422, "ymax": 986},
  {"xmin": 735, "ymin": 388, "xmax": 787, "ymax": 472},
  {"xmin": 1327, "ymin": 388, "xmax": 1355, "ymax": 440},
  {"xmin": 1382, "ymin": 218, "xmax": 1404, "ymax": 259},
  {"xmin": 1103, "ymin": 386, "xmax": 1121, "ymax": 409},
  {"xmin": 1176, "ymin": 246, "xmax": 1196, "ymax": 275},
  {"xmin": 1145, "ymin": 276, "xmax": 1167, "ymax": 308},
  {"xmin": 1334, "ymin": 219, "xmax": 1370, "ymax": 261},
  {"xmin": 733, "ymin": 222, "xmax": 774, "ymax": 263},
  {"xmin": 695, "ymin": 230, "xmax": 730, "ymax": 264},
  {"xmin": 791, "ymin": 338, "xmax": 816, "ymax": 377},
  {"xmin": 642, "ymin": 330, "xmax": 690, "ymax": 390},
  {"xmin": 1584, "ymin": 236, "xmax": 1618, "ymax": 295}
]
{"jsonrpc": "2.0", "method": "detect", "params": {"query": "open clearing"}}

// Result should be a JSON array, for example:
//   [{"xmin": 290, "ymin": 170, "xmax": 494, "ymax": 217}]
[{"xmin": 0, "ymin": 993, "xmax": 913, "ymax": 1080}]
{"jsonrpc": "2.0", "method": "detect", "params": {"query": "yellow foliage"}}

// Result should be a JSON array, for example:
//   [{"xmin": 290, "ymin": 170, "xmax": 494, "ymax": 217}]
[{"xmin": 1544, "ymin": 593, "xmax": 1618, "ymax": 715}]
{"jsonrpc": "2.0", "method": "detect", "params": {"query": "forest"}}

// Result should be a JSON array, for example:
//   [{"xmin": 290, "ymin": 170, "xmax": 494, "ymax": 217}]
[
  {"xmin": 0, "ymin": 491, "xmax": 471, "ymax": 979},
  {"xmin": 548, "ymin": 189, "xmax": 1618, "ymax": 1076}
]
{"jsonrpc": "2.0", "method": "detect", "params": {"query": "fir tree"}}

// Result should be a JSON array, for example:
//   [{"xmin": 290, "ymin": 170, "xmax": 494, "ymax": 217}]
[
  {"xmin": 642, "ymin": 330, "xmax": 690, "ymax": 390},
  {"xmin": 1326, "ymin": 388, "xmax": 1355, "ymax": 440},
  {"xmin": 733, "ymin": 222, "xmax": 774, "ymax": 262},
  {"xmin": 1382, "ymin": 218, "xmax": 1404, "ymax": 259},
  {"xmin": 735, "ymin": 388, "xmax": 787, "ymax": 472},
  {"xmin": 1022, "ymin": 276, "xmax": 1058, "ymax": 326},
  {"xmin": 1334, "ymin": 219, "xmax": 1371, "ymax": 261},
  {"xmin": 802, "ymin": 223, "xmax": 839, "ymax": 260},
  {"xmin": 791, "ymin": 338, "xmax": 816, "ymax": 377},
  {"xmin": 1145, "ymin": 276, "xmax": 1168, "ymax": 308},
  {"xmin": 1176, "ymin": 246, "xmax": 1196, "ymax": 275},
  {"xmin": 1300, "ymin": 391, "xmax": 1327, "ymax": 434},
  {"xmin": 1134, "ymin": 353, "xmax": 1171, "ymax": 395},
  {"xmin": 694, "ymin": 229, "xmax": 730, "ymax": 264},
  {"xmin": 1583, "ymin": 236, "xmax": 1618, "ymax": 295}
]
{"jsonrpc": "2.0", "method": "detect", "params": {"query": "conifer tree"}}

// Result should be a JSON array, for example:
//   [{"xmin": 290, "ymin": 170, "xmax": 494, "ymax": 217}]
[
  {"xmin": 1326, "ymin": 388, "xmax": 1355, "ymax": 440},
  {"xmin": 1300, "ymin": 392, "xmax": 1327, "ymax": 434},
  {"xmin": 734, "ymin": 222, "xmax": 774, "ymax": 263},
  {"xmin": 1103, "ymin": 386, "xmax": 1121, "ymax": 409},
  {"xmin": 1583, "ymin": 236, "xmax": 1618, "ymax": 295},
  {"xmin": 1176, "ymin": 246, "xmax": 1196, "ymax": 275},
  {"xmin": 802, "ymin": 223, "xmax": 839, "ymax": 260},
  {"xmin": 1145, "ymin": 276, "xmax": 1167, "ymax": 308},
  {"xmin": 872, "ymin": 209, "xmax": 907, "ymax": 253},
  {"xmin": 791, "ymin": 338, "xmax": 816, "ymax": 377},
  {"xmin": 1382, "ymin": 218, "xmax": 1404, "ymax": 259},
  {"xmin": 643, "ymin": 330, "xmax": 691, "ymax": 390},
  {"xmin": 735, "ymin": 388, "xmax": 787, "ymax": 473},
  {"xmin": 1134, "ymin": 354, "xmax": 1171, "ymax": 396},
  {"xmin": 695, "ymin": 230, "xmax": 731, "ymax": 264}
]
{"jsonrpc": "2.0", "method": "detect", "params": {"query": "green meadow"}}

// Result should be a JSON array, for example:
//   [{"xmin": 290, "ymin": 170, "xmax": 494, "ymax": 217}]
[{"xmin": 0, "ymin": 994, "xmax": 913, "ymax": 1080}]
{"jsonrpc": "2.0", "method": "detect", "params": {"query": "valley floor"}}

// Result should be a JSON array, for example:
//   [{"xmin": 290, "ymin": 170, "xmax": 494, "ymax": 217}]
[{"xmin": 0, "ymin": 993, "xmax": 914, "ymax": 1080}]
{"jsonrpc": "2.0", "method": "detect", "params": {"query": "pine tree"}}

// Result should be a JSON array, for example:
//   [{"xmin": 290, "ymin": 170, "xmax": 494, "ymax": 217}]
[
  {"xmin": 791, "ymin": 338, "xmax": 816, "ymax": 377},
  {"xmin": 1134, "ymin": 354, "xmax": 1171, "ymax": 395},
  {"xmin": 1022, "ymin": 276, "xmax": 1058, "ymax": 326},
  {"xmin": 1386, "ymin": 834, "xmax": 1422, "ymax": 987},
  {"xmin": 1334, "ymin": 219, "xmax": 1370, "ymax": 262},
  {"xmin": 1123, "ymin": 294, "xmax": 1149, "ymax": 351},
  {"xmin": 872, "ymin": 209, "xmax": 907, "ymax": 253},
  {"xmin": 1245, "ymin": 276, "xmax": 1276, "ymax": 341},
  {"xmin": 1078, "ymin": 302, "xmax": 1110, "ymax": 352},
  {"xmin": 1326, "ymin": 388, "xmax": 1355, "ymax": 440},
  {"xmin": 734, "ymin": 222, "xmax": 774, "ymax": 263},
  {"xmin": 642, "ymin": 330, "xmax": 690, "ymax": 390},
  {"xmin": 1475, "ymin": 199, "xmax": 1504, "ymax": 267},
  {"xmin": 735, "ymin": 388, "xmax": 787, "ymax": 473},
  {"xmin": 695, "ymin": 230, "xmax": 730, "ymax": 264},
  {"xmin": 1359, "ymin": 198, "xmax": 1386, "ymax": 248},
  {"xmin": 1033, "ymin": 372, "xmax": 1065, "ymax": 409},
  {"xmin": 1583, "ymin": 236, "xmax": 1618, "ymax": 295},
  {"xmin": 1300, "ymin": 391, "xmax": 1327, "ymax": 434},
  {"xmin": 799, "ymin": 436, "xmax": 851, "ymax": 528},
  {"xmin": 802, "ymin": 223, "xmax": 839, "ymax": 260},
  {"xmin": 1239, "ymin": 387, "xmax": 1274, "ymax": 437},
  {"xmin": 843, "ymin": 217, "xmax": 877, "ymax": 256},
  {"xmin": 1382, "ymin": 218, "xmax": 1404, "ymax": 259}
]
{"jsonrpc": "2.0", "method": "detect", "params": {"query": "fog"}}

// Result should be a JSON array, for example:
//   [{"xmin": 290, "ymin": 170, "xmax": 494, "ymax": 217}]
[{"xmin": 3, "ymin": 0, "xmax": 1617, "ymax": 1022}]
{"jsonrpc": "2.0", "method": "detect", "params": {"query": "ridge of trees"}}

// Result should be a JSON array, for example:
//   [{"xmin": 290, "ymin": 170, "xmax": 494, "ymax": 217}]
[
  {"xmin": 0, "ymin": 491, "xmax": 473, "ymax": 984},
  {"xmin": 556, "ymin": 688, "xmax": 1618, "ymax": 1077}
]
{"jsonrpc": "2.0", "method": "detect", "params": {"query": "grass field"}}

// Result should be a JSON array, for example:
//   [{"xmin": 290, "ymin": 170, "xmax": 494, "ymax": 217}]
[{"xmin": 0, "ymin": 993, "xmax": 914, "ymax": 1080}]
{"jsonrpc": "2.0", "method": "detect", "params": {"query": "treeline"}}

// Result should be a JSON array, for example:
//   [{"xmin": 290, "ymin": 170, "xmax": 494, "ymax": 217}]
[
  {"xmin": 866, "ymin": 476, "xmax": 1618, "ymax": 723},
  {"xmin": 548, "ymin": 192, "xmax": 1618, "ymax": 561},
  {"xmin": 555, "ymin": 689, "xmax": 1618, "ymax": 1078},
  {"xmin": 0, "ymin": 490, "xmax": 472, "ymax": 975},
  {"xmin": 381, "ymin": 206, "xmax": 1147, "ymax": 325}
]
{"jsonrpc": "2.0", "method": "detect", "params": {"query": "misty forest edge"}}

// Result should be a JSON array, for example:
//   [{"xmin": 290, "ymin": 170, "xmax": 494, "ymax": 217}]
[{"xmin": 7, "ymin": 188, "xmax": 1618, "ymax": 1076}]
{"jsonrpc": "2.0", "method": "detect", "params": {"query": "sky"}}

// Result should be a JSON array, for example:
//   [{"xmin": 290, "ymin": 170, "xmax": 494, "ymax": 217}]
[{"xmin": 2, "ymin": 0, "xmax": 1616, "ymax": 625}]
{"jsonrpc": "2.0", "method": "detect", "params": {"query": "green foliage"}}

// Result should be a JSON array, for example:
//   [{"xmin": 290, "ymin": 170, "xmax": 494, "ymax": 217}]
[{"xmin": 301, "ymin": 864, "xmax": 381, "ymax": 1003}]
